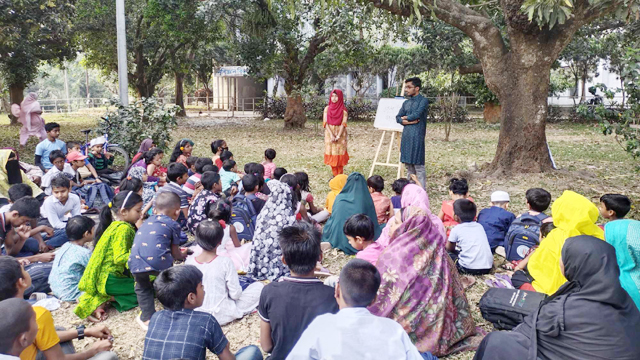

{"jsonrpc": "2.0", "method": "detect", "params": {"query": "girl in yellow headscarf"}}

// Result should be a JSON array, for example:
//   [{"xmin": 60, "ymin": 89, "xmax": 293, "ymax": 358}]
[
  {"xmin": 523, "ymin": 191, "xmax": 604, "ymax": 294},
  {"xmin": 325, "ymin": 174, "xmax": 348, "ymax": 214},
  {"xmin": 309, "ymin": 174, "xmax": 348, "ymax": 224}
]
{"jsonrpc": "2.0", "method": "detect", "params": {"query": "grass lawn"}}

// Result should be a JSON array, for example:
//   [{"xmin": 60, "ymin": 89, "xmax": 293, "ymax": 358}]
[{"xmin": 1, "ymin": 112, "xmax": 638, "ymax": 359}]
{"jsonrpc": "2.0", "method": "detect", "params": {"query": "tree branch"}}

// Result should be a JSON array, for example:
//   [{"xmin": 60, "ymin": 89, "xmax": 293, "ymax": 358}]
[
  {"xmin": 365, "ymin": 0, "xmax": 508, "ymax": 77},
  {"xmin": 459, "ymin": 63, "xmax": 483, "ymax": 75}
]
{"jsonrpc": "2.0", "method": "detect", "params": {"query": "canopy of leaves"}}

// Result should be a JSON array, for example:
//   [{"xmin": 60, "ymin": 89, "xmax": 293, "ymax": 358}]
[
  {"xmin": 76, "ymin": 0, "xmax": 211, "ymax": 96},
  {"xmin": 0, "ymin": 0, "xmax": 77, "ymax": 87}
]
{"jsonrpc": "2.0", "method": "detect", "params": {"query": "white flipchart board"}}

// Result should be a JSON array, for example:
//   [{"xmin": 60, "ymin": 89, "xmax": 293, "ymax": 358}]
[
  {"xmin": 373, "ymin": 98, "xmax": 406, "ymax": 131},
  {"xmin": 370, "ymin": 98, "xmax": 406, "ymax": 179}
]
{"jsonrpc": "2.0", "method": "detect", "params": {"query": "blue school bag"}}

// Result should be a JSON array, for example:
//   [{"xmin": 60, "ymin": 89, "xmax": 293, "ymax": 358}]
[
  {"xmin": 231, "ymin": 193, "xmax": 258, "ymax": 241},
  {"xmin": 504, "ymin": 213, "xmax": 549, "ymax": 261}
]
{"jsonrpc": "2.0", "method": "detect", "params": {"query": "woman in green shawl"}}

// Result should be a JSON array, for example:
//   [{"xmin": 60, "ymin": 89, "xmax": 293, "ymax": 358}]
[
  {"xmin": 321, "ymin": 172, "xmax": 381, "ymax": 255},
  {"xmin": 605, "ymin": 219, "xmax": 640, "ymax": 310}
]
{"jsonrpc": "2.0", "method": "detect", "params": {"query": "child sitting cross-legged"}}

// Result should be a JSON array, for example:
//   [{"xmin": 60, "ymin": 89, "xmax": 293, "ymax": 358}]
[
  {"xmin": 477, "ymin": 191, "xmax": 516, "ymax": 253},
  {"xmin": 206, "ymin": 199, "xmax": 252, "ymax": 272},
  {"xmin": 186, "ymin": 220, "xmax": 264, "ymax": 325},
  {"xmin": 287, "ymin": 259, "xmax": 425, "ymax": 360},
  {"xmin": 74, "ymin": 190, "xmax": 143, "ymax": 322},
  {"xmin": 446, "ymin": 199, "xmax": 493, "ymax": 275},
  {"xmin": 143, "ymin": 265, "xmax": 263, "ymax": 360},
  {"xmin": 67, "ymin": 151, "xmax": 115, "ymax": 209},
  {"xmin": 129, "ymin": 191, "xmax": 188, "ymax": 330},
  {"xmin": 48, "ymin": 215, "xmax": 95, "ymax": 301},
  {"xmin": 258, "ymin": 222, "xmax": 339, "ymax": 360},
  {"xmin": 187, "ymin": 171, "xmax": 222, "ymax": 234},
  {"xmin": 367, "ymin": 175, "xmax": 392, "ymax": 225},
  {"xmin": 345, "ymin": 214, "xmax": 383, "ymax": 266},
  {"xmin": 1, "ymin": 189, "xmax": 53, "ymax": 261},
  {"xmin": 439, "ymin": 178, "xmax": 473, "ymax": 238},
  {"xmin": 87, "ymin": 136, "xmax": 116, "ymax": 177},
  {"xmin": 41, "ymin": 176, "xmax": 81, "ymax": 248}
]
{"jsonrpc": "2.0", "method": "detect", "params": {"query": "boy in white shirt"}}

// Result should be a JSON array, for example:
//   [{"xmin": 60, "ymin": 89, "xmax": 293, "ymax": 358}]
[
  {"xmin": 287, "ymin": 259, "xmax": 425, "ymax": 360},
  {"xmin": 40, "ymin": 150, "xmax": 75, "ymax": 196},
  {"xmin": 446, "ymin": 199, "xmax": 494, "ymax": 275},
  {"xmin": 40, "ymin": 176, "xmax": 81, "ymax": 248}
]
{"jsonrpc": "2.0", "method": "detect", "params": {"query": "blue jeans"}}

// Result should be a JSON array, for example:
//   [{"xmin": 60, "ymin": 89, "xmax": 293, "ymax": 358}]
[
  {"xmin": 235, "ymin": 345, "xmax": 263, "ymax": 360},
  {"xmin": 1, "ymin": 237, "xmax": 40, "ymax": 257},
  {"xmin": 44, "ymin": 228, "xmax": 69, "ymax": 248}
]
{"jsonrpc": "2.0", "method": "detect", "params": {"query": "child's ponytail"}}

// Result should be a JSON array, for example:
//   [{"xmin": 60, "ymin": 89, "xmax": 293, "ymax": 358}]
[
  {"xmin": 449, "ymin": 177, "xmax": 469, "ymax": 195},
  {"xmin": 94, "ymin": 190, "xmax": 143, "ymax": 245},
  {"xmin": 207, "ymin": 199, "xmax": 232, "ymax": 223}
]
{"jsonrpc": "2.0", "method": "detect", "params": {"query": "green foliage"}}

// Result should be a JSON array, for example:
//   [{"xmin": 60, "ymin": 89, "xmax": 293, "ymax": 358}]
[
  {"xmin": 98, "ymin": 98, "xmax": 180, "ymax": 156},
  {"xmin": 27, "ymin": 58, "xmax": 116, "ymax": 99},
  {"xmin": 0, "ymin": 0, "xmax": 76, "ymax": 88},
  {"xmin": 77, "ymin": 0, "xmax": 215, "ymax": 97},
  {"xmin": 520, "ymin": 0, "xmax": 639, "ymax": 29},
  {"xmin": 257, "ymin": 96, "xmax": 376, "ymax": 122},
  {"xmin": 579, "ymin": 48, "xmax": 640, "ymax": 169}
]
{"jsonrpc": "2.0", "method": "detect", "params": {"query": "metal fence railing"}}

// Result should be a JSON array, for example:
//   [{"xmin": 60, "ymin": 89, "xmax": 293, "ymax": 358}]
[{"xmin": 28, "ymin": 94, "xmax": 629, "ymax": 115}]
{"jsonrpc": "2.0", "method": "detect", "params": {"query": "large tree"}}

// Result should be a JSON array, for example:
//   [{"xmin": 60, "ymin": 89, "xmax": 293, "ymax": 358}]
[
  {"xmin": 364, "ymin": 0, "xmax": 639, "ymax": 174},
  {"xmin": 0, "ymin": 0, "xmax": 76, "ymax": 124},
  {"xmin": 76, "ymin": 0, "xmax": 207, "ymax": 98},
  {"xmin": 234, "ymin": 0, "xmax": 369, "ymax": 128}
]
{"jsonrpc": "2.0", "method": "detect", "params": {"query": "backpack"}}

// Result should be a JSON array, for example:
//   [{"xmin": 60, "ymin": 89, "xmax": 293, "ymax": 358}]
[
  {"xmin": 479, "ymin": 288, "xmax": 547, "ymax": 330},
  {"xmin": 504, "ymin": 213, "xmax": 549, "ymax": 261},
  {"xmin": 231, "ymin": 193, "xmax": 258, "ymax": 241}
]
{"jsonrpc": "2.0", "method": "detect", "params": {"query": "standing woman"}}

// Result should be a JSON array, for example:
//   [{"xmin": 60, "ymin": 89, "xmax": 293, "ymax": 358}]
[
  {"xmin": 16, "ymin": 93, "xmax": 47, "ymax": 147},
  {"xmin": 323, "ymin": 89, "xmax": 349, "ymax": 176}
]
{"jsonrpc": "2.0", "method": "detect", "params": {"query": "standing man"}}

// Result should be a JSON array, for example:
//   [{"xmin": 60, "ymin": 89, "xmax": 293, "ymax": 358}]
[{"xmin": 396, "ymin": 77, "xmax": 429, "ymax": 188}]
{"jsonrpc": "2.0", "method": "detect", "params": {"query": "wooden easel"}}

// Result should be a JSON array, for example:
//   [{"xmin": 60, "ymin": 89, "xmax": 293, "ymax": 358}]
[{"xmin": 369, "ymin": 129, "xmax": 403, "ymax": 179}]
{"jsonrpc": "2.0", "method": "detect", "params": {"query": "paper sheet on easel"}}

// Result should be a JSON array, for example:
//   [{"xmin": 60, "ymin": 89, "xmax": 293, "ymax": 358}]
[{"xmin": 373, "ymin": 98, "xmax": 406, "ymax": 132}]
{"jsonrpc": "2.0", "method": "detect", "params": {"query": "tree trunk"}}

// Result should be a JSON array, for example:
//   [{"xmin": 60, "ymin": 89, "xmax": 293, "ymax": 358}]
[
  {"xmin": 8, "ymin": 83, "xmax": 25, "ymax": 125},
  {"xmin": 175, "ymin": 72, "xmax": 186, "ymax": 117},
  {"xmin": 283, "ymin": 94, "xmax": 306, "ymax": 129},
  {"xmin": 487, "ymin": 56, "xmax": 554, "ymax": 174},
  {"xmin": 580, "ymin": 65, "xmax": 588, "ymax": 103}
]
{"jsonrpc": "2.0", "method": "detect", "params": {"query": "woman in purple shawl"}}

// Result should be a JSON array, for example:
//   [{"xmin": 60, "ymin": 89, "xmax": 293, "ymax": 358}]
[{"xmin": 369, "ymin": 203, "xmax": 476, "ymax": 356}]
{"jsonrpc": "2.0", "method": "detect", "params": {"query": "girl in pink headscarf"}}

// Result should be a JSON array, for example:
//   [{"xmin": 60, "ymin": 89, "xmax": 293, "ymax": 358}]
[
  {"xmin": 323, "ymin": 89, "xmax": 349, "ymax": 176},
  {"xmin": 356, "ymin": 184, "xmax": 446, "ymax": 265},
  {"xmin": 15, "ymin": 93, "xmax": 47, "ymax": 146}
]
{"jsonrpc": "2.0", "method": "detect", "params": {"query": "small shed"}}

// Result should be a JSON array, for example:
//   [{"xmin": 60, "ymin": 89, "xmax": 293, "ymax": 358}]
[{"xmin": 212, "ymin": 66, "xmax": 266, "ymax": 111}]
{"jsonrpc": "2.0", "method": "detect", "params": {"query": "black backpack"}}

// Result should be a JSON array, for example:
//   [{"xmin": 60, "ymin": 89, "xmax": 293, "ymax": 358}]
[
  {"xmin": 503, "ymin": 213, "xmax": 549, "ymax": 261},
  {"xmin": 479, "ymin": 288, "xmax": 547, "ymax": 330}
]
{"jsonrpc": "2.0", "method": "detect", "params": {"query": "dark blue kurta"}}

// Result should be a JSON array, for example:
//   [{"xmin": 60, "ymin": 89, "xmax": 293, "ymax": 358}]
[{"xmin": 396, "ymin": 94, "xmax": 429, "ymax": 165}]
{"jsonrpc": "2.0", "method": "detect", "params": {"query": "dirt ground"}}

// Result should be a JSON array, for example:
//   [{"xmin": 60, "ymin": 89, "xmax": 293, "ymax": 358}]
[{"xmin": 2, "ymin": 112, "xmax": 638, "ymax": 359}]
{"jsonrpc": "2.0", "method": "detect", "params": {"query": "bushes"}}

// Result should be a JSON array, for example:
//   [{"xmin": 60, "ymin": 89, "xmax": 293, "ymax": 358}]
[
  {"xmin": 257, "ymin": 96, "xmax": 377, "ymax": 122},
  {"xmin": 97, "ymin": 97, "xmax": 180, "ymax": 156}
]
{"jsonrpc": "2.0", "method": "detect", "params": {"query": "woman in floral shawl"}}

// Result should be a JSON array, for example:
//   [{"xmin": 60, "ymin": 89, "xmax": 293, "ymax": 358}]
[
  {"xmin": 369, "ymin": 205, "xmax": 476, "ymax": 356},
  {"xmin": 248, "ymin": 180, "xmax": 296, "ymax": 281}
]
